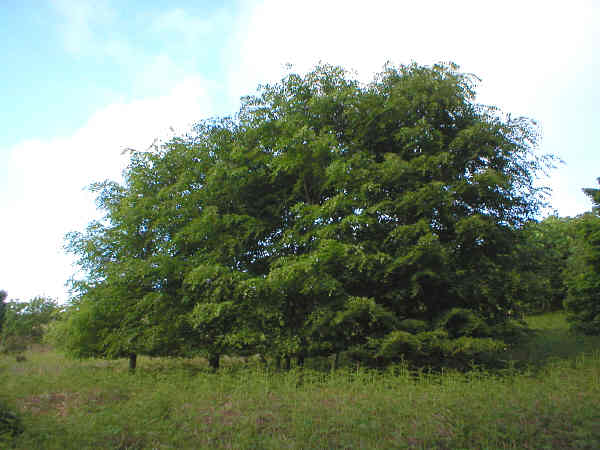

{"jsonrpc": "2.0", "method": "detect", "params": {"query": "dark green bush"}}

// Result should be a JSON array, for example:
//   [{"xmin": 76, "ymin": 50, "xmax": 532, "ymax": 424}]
[
  {"xmin": 0, "ymin": 400, "xmax": 23, "ymax": 441},
  {"xmin": 488, "ymin": 319, "xmax": 532, "ymax": 345},
  {"xmin": 397, "ymin": 319, "xmax": 429, "ymax": 334},
  {"xmin": 348, "ymin": 327, "xmax": 507, "ymax": 370},
  {"xmin": 375, "ymin": 331, "xmax": 422, "ymax": 360},
  {"xmin": 435, "ymin": 308, "xmax": 490, "ymax": 338}
]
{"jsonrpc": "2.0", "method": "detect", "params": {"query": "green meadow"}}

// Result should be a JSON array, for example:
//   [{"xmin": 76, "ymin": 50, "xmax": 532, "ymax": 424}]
[{"xmin": 1, "ymin": 312, "xmax": 599, "ymax": 449}]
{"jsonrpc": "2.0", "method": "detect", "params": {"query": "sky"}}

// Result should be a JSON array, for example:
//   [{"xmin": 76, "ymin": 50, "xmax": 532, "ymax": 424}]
[{"xmin": 1, "ymin": 0, "xmax": 599, "ymax": 303}]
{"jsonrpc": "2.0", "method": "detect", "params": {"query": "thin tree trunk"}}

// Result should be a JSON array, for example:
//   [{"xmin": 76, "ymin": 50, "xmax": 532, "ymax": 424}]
[
  {"xmin": 297, "ymin": 354, "xmax": 305, "ymax": 368},
  {"xmin": 208, "ymin": 354, "xmax": 220, "ymax": 371},
  {"xmin": 283, "ymin": 355, "xmax": 291, "ymax": 371},
  {"xmin": 129, "ymin": 354, "xmax": 137, "ymax": 372},
  {"xmin": 275, "ymin": 355, "xmax": 281, "ymax": 370},
  {"xmin": 331, "ymin": 352, "xmax": 340, "ymax": 372},
  {"xmin": 303, "ymin": 176, "xmax": 311, "ymax": 204}
]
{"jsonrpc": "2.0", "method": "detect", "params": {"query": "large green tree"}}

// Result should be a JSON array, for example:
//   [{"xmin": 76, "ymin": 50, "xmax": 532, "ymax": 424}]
[
  {"xmin": 62, "ymin": 62, "xmax": 550, "ymax": 369},
  {"xmin": 227, "ymin": 63, "xmax": 549, "ymax": 366}
]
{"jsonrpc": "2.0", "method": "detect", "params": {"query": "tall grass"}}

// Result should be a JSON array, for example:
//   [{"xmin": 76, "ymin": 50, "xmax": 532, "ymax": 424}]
[{"xmin": 1, "ymin": 312, "xmax": 599, "ymax": 449}]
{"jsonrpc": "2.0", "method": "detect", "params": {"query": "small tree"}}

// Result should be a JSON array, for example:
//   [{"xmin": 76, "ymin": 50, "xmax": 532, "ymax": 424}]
[{"xmin": 0, "ymin": 296, "xmax": 60, "ymax": 355}]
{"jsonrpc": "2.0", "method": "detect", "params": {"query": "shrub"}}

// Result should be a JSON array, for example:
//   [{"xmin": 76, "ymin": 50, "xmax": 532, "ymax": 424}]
[
  {"xmin": 0, "ymin": 335, "xmax": 28, "ymax": 356},
  {"xmin": 0, "ymin": 400, "xmax": 23, "ymax": 442},
  {"xmin": 435, "ymin": 308, "xmax": 490, "ymax": 338},
  {"xmin": 397, "ymin": 319, "xmax": 429, "ymax": 334}
]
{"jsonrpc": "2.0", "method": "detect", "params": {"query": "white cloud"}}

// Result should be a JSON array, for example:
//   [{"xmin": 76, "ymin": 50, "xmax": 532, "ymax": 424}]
[
  {"xmin": 227, "ymin": 0, "xmax": 593, "ymax": 111},
  {"xmin": 0, "ymin": 76, "xmax": 213, "ymax": 302},
  {"xmin": 225, "ymin": 0, "xmax": 599, "ymax": 216}
]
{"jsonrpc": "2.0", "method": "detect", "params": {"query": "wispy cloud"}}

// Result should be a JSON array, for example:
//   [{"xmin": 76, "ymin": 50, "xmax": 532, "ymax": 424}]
[
  {"xmin": 0, "ymin": 76, "xmax": 214, "ymax": 301},
  {"xmin": 50, "ymin": 0, "xmax": 117, "ymax": 55},
  {"xmin": 151, "ymin": 8, "xmax": 218, "ymax": 41}
]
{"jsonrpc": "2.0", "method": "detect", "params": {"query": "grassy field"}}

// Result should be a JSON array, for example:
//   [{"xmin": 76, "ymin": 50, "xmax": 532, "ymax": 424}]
[{"xmin": 1, "ymin": 312, "xmax": 599, "ymax": 449}]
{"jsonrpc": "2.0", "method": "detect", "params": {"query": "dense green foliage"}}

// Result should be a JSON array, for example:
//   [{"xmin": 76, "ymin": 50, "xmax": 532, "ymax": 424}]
[
  {"xmin": 512, "ymin": 216, "xmax": 577, "ymax": 313},
  {"xmin": 564, "ymin": 179, "xmax": 600, "ymax": 334},
  {"xmin": 60, "ymin": 62, "xmax": 552, "ymax": 369},
  {"xmin": 2, "ymin": 312, "xmax": 600, "ymax": 449},
  {"xmin": 0, "ymin": 296, "xmax": 60, "ymax": 355}
]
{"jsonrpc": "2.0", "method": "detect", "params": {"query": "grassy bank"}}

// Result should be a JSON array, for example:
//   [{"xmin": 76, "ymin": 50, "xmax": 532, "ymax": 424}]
[{"xmin": 1, "ymin": 312, "xmax": 599, "ymax": 449}]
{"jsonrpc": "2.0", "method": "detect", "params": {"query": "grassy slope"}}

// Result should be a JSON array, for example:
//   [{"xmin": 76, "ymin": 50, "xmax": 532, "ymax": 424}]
[{"xmin": 1, "ymin": 312, "xmax": 599, "ymax": 449}]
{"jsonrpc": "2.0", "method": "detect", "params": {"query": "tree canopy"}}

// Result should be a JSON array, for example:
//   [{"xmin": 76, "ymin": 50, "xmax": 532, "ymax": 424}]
[
  {"xmin": 564, "ymin": 179, "xmax": 600, "ymax": 334},
  {"xmin": 60, "ymin": 62, "xmax": 551, "ymax": 369}
]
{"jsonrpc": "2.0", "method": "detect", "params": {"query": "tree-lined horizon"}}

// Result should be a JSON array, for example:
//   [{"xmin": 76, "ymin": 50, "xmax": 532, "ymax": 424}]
[{"xmin": 36, "ymin": 61, "xmax": 598, "ymax": 371}]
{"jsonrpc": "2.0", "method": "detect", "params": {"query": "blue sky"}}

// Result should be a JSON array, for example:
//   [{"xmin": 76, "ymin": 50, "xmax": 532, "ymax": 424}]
[{"xmin": 1, "ymin": 0, "xmax": 599, "ymax": 302}]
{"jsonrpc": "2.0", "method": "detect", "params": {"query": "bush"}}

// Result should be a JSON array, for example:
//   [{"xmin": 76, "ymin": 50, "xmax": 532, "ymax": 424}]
[
  {"xmin": 488, "ymin": 319, "xmax": 532, "ymax": 345},
  {"xmin": 435, "ymin": 308, "xmax": 490, "ymax": 338},
  {"xmin": 397, "ymin": 319, "xmax": 429, "ymax": 334},
  {"xmin": 0, "ymin": 335, "xmax": 28, "ymax": 356},
  {"xmin": 0, "ymin": 400, "xmax": 23, "ymax": 442},
  {"xmin": 348, "ymin": 327, "xmax": 508, "ymax": 370}
]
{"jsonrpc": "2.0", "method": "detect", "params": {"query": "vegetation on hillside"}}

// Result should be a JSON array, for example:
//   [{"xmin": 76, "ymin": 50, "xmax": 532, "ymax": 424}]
[{"xmin": 1, "ymin": 312, "xmax": 599, "ymax": 449}]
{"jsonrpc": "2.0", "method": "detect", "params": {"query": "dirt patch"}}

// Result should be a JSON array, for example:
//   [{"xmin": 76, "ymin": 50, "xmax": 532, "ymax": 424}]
[
  {"xmin": 20, "ymin": 392, "xmax": 82, "ymax": 416},
  {"xmin": 20, "ymin": 389, "xmax": 129, "ymax": 416}
]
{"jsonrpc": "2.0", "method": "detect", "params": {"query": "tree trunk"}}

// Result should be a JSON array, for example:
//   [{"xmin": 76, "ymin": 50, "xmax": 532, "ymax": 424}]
[
  {"xmin": 129, "ymin": 354, "xmax": 137, "ymax": 372},
  {"xmin": 331, "ymin": 352, "xmax": 340, "ymax": 372},
  {"xmin": 283, "ymin": 355, "xmax": 291, "ymax": 371},
  {"xmin": 275, "ymin": 355, "xmax": 281, "ymax": 370},
  {"xmin": 208, "ymin": 354, "xmax": 220, "ymax": 371},
  {"xmin": 297, "ymin": 354, "xmax": 305, "ymax": 368}
]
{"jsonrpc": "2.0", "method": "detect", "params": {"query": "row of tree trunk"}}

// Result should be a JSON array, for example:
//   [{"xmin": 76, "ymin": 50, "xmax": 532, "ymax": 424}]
[{"xmin": 127, "ymin": 352, "xmax": 341, "ymax": 372}]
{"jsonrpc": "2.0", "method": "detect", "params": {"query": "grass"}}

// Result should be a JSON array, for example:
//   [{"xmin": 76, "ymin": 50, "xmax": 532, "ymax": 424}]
[{"xmin": 1, "ymin": 312, "xmax": 599, "ymax": 449}]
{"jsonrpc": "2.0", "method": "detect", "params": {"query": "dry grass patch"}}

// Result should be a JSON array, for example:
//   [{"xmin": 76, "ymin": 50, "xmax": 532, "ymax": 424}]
[
  {"xmin": 20, "ymin": 392, "xmax": 81, "ymax": 417},
  {"xmin": 19, "ymin": 388, "xmax": 129, "ymax": 419}
]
